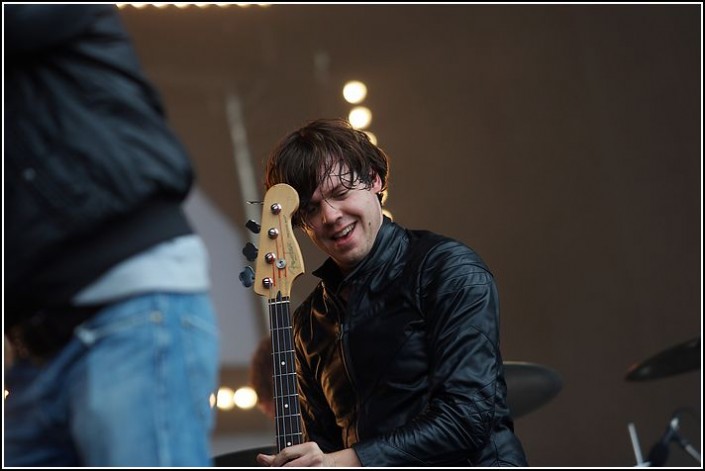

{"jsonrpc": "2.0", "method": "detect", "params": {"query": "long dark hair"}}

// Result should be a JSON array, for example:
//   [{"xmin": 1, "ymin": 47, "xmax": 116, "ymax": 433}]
[{"xmin": 265, "ymin": 118, "xmax": 389, "ymax": 226}]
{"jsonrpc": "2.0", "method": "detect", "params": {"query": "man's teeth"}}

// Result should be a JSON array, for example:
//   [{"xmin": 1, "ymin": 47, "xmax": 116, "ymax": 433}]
[{"xmin": 333, "ymin": 225, "xmax": 353, "ymax": 239}]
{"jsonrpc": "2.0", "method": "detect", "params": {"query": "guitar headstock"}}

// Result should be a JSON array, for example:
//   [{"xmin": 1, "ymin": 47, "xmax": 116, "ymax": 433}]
[{"xmin": 251, "ymin": 184, "xmax": 305, "ymax": 299}]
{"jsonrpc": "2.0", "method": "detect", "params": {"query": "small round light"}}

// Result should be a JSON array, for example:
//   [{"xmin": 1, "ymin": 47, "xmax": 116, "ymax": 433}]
[
  {"xmin": 348, "ymin": 106, "xmax": 372, "ymax": 130},
  {"xmin": 343, "ymin": 81, "xmax": 368, "ymax": 104},
  {"xmin": 234, "ymin": 386, "xmax": 258, "ymax": 409},
  {"xmin": 216, "ymin": 387, "xmax": 235, "ymax": 410}
]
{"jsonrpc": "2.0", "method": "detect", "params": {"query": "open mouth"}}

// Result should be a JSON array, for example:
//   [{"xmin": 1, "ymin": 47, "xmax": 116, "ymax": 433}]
[{"xmin": 331, "ymin": 223, "xmax": 355, "ymax": 241}]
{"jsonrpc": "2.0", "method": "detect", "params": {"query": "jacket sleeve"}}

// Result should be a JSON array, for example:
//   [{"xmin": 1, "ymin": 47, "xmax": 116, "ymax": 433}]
[
  {"xmin": 4, "ymin": 4, "xmax": 115, "ymax": 55},
  {"xmin": 293, "ymin": 303, "xmax": 345, "ymax": 453},
  {"xmin": 353, "ymin": 240, "xmax": 505, "ymax": 466}
]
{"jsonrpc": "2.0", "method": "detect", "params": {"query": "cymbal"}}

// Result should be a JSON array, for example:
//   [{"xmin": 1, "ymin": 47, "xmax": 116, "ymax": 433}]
[
  {"xmin": 625, "ymin": 337, "xmax": 700, "ymax": 381},
  {"xmin": 504, "ymin": 361, "xmax": 562, "ymax": 419}
]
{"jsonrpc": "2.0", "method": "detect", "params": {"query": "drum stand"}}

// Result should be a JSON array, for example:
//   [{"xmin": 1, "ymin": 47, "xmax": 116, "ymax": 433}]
[{"xmin": 628, "ymin": 415, "xmax": 701, "ymax": 467}]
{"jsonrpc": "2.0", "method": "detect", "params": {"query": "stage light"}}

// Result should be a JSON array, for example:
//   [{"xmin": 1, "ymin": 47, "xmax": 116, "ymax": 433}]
[
  {"xmin": 233, "ymin": 386, "xmax": 258, "ymax": 409},
  {"xmin": 343, "ymin": 81, "xmax": 368, "ymax": 104},
  {"xmin": 349, "ymin": 106, "xmax": 372, "ymax": 130}
]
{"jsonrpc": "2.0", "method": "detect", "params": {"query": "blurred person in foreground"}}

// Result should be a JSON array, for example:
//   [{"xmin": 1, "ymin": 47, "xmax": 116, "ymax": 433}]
[
  {"xmin": 256, "ymin": 118, "xmax": 527, "ymax": 467},
  {"xmin": 4, "ymin": 4, "xmax": 219, "ymax": 466}
]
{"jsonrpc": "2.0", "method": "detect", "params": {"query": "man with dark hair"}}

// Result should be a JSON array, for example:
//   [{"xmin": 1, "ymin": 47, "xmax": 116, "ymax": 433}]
[{"xmin": 256, "ymin": 118, "xmax": 527, "ymax": 467}]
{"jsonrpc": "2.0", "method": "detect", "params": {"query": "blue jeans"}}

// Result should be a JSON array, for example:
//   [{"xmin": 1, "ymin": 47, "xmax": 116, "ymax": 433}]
[{"xmin": 4, "ymin": 292, "xmax": 220, "ymax": 466}]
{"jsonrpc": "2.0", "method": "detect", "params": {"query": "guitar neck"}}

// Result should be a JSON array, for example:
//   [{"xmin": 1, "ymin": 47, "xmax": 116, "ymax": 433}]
[{"xmin": 269, "ymin": 292, "xmax": 303, "ymax": 452}]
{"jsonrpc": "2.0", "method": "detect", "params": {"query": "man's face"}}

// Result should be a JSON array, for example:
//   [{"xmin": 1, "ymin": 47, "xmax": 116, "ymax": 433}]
[{"xmin": 301, "ymin": 165, "xmax": 383, "ymax": 274}]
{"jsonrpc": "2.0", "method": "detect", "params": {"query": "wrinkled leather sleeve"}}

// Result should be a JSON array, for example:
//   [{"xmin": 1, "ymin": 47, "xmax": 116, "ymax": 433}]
[
  {"xmin": 353, "ymin": 240, "xmax": 506, "ymax": 466},
  {"xmin": 294, "ymin": 295, "xmax": 346, "ymax": 453}
]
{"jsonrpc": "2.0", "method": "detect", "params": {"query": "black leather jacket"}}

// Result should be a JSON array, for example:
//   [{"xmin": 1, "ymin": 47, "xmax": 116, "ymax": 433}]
[{"xmin": 293, "ymin": 217, "xmax": 527, "ymax": 466}]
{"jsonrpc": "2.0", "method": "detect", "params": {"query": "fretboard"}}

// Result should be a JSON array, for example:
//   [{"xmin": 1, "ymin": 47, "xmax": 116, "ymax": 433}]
[{"xmin": 269, "ymin": 292, "xmax": 304, "ymax": 452}]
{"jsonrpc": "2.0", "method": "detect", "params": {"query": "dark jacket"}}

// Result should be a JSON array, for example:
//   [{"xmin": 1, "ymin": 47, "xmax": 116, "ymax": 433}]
[
  {"xmin": 4, "ymin": 5, "xmax": 194, "ymax": 327},
  {"xmin": 294, "ymin": 217, "xmax": 527, "ymax": 466}
]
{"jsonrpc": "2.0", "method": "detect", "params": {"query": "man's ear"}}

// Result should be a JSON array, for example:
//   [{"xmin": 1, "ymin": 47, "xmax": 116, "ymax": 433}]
[{"xmin": 371, "ymin": 173, "xmax": 383, "ymax": 193}]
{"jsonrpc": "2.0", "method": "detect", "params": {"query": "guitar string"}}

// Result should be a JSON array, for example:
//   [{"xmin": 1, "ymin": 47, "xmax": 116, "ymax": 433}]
[
  {"xmin": 270, "ymin": 297, "xmax": 283, "ymax": 452},
  {"xmin": 275, "ymin": 296, "xmax": 302, "ymax": 450},
  {"xmin": 270, "ymin": 212, "xmax": 285, "ymax": 452},
  {"xmin": 282, "ymin": 298, "xmax": 301, "ymax": 447},
  {"xmin": 276, "ymin": 213, "xmax": 290, "ymax": 452},
  {"xmin": 273, "ymin": 214, "xmax": 297, "ymax": 452},
  {"xmin": 269, "ymin": 205, "xmax": 303, "ymax": 452}
]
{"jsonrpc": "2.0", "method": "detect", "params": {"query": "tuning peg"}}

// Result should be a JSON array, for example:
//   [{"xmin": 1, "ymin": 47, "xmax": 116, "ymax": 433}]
[
  {"xmin": 246, "ymin": 219, "xmax": 261, "ymax": 234},
  {"xmin": 243, "ymin": 242, "xmax": 258, "ymax": 262},
  {"xmin": 239, "ymin": 266, "xmax": 255, "ymax": 288}
]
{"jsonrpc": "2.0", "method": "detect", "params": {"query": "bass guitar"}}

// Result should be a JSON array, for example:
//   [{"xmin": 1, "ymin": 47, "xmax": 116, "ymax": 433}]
[
  {"xmin": 215, "ymin": 183, "xmax": 305, "ymax": 467},
  {"xmin": 253, "ymin": 183, "xmax": 306, "ymax": 452}
]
